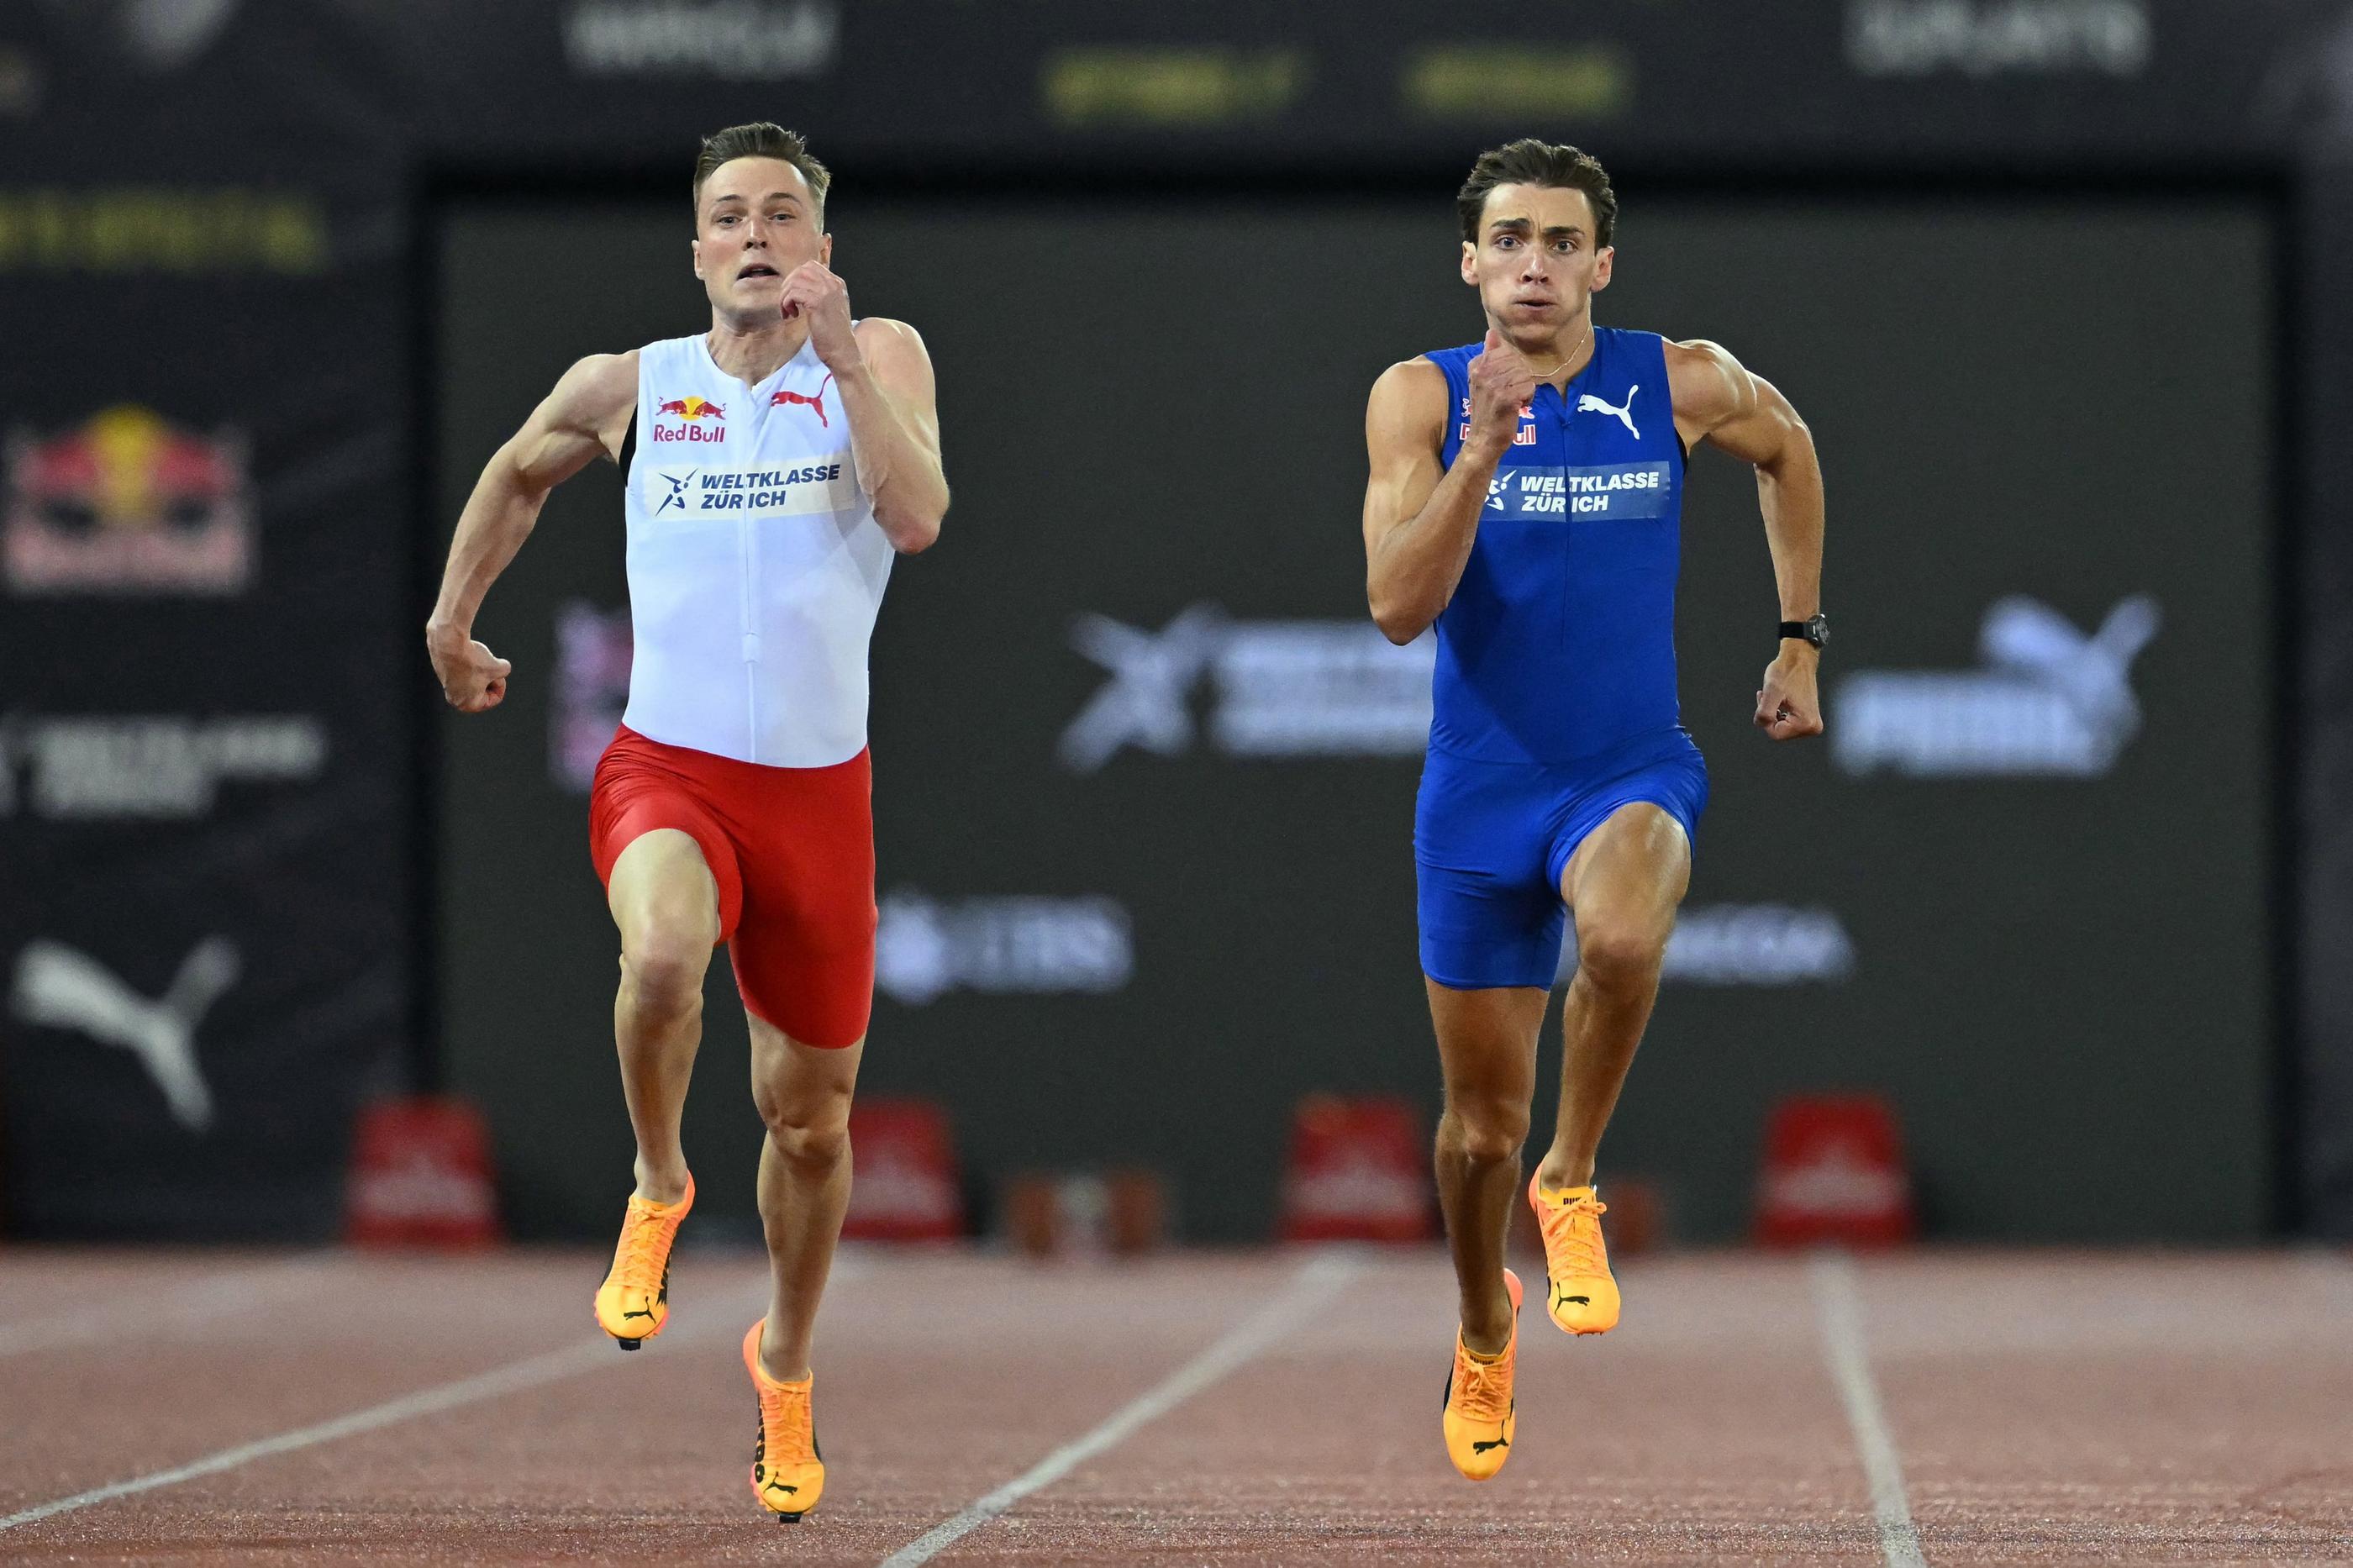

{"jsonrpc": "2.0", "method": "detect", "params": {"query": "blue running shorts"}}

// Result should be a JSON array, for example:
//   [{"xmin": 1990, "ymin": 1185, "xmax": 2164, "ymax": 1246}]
[{"xmin": 1414, "ymin": 727, "xmax": 1708, "ymax": 991}]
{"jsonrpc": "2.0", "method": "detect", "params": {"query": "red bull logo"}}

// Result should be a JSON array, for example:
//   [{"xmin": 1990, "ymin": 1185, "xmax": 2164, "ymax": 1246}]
[
  {"xmin": 5, "ymin": 405, "xmax": 253, "ymax": 595},
  {"xmin": 651, "ymin": 394, "xmax": 727, "ymax": 445},
  {"xmin": 771, "ymin": 373, "xmax": 834, "ymax": 428}
]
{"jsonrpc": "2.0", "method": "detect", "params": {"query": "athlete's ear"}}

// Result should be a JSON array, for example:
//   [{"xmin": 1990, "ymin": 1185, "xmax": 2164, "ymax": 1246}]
[
  {"xmin": 691, "ymin": 236, "xmax": 703, "ymax": 281},
  {"xmin": 819, "ymin": 231, "xmax": 834, "ymax": 268},
  {"xmin": 1591, "ymin": 245, "xmax": 1613, "ymax": 293},
  {"xmin": 1460, "ymin": 240, "xmax": 1478, "ymax": 287}
]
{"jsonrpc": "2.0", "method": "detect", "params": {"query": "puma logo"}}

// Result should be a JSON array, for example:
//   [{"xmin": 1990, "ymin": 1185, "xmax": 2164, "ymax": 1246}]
[
  {"xmin": 1576, "ymin": 383, "xmax": 1640, "ymax": 439},
  {"xmin": 771, "ymin": 372, "xmax": 835, "ymax": 428},
  {"xmin": 1835, "ymin": 594, "xmax": 2163, "ymax": 777},
  {"xmin": 1471, "ymin": 1434, "xmax": 1510, "ymax": 1455},
  {"xmin": 12, "ymin": 936, "xmax": 236, "ymax": 1131}
]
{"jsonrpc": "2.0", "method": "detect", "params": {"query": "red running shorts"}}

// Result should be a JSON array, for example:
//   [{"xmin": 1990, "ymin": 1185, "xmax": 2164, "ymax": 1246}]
[{"xmin": 589, "ymin": 724, "xmax": 876, "ymax": 1048}]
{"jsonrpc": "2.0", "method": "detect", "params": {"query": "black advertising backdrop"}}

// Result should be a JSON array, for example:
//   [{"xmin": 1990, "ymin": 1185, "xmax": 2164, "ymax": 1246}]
[
  {"xmin": 436, "ymin": 198, "xmax": 2273, "ymax": 1242},
  {"xmin": 5, "ymin": 0, "xmax": 2350, "ymax": 1235},
  {"xmin": 0, "ymin": 3, "xmax": 410, "ymax": 1237}
]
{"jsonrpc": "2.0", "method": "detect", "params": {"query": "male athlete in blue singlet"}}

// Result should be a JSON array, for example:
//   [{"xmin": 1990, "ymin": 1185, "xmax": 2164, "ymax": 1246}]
[{"xmin": 1362, "ymin": 139, "xmax": 1827, "ymax": 1479}]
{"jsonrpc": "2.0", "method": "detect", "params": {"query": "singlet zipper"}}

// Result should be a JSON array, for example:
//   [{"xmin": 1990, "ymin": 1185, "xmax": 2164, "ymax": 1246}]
[{"xmin": 739, "ymin": 511, "xmax": 760, "ymax": 755}]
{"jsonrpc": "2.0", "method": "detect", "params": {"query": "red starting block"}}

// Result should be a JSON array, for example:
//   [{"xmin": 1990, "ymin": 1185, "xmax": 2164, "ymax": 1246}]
[
  {"xmin": 1001, "ymin": 1169, "xmax": 1169, "ymax": 1259},
  {"xmin": 1754, "ymin": 1092, "xmax": 1916, "ymax": 1248},
  {"xmin": 345, "ymin": 1095, "xmax": 502, "ymax": 1249},
  {"xmin": 1277, "ymin": 1094, "xmax": 1434, "ymax": 1243},
  {"xmin": 841, "ymin": 1098, "xmax": 964, "ymax": 1241}
]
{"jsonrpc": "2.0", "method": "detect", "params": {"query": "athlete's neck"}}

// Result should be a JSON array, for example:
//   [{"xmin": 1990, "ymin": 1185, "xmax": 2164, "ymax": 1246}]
[
  {"xmin": 1494, "ymin": 307, "xmax": 1597, "ymax": 387},
  {"xmin": 704, "ymin": 313, "xmax": 809, "ymax": 387}
]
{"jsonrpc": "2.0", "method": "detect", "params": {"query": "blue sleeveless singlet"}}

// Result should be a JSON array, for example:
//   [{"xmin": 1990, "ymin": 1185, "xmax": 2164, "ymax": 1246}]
[{"xmin": 1412, "ymin": 327, "xmax": 1709, "ymax": 989}]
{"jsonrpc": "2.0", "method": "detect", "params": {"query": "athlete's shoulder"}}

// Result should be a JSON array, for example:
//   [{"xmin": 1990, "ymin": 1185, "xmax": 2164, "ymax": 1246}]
[
  {"xmin": 851, "ymin": 316, "xmax": 924, "ymax": 349},
  {"xmin": 850, "ymin": 316, "xmax": 934, "ymax": 375},
  {"xmin": 1660, "ymin": 337, "xmax": 1749, "ymax": 421},
  {"xmin": 851, "ymin": 318, "xmax": 937, "ymax": 417},
  {"xmin": 548, "ymin": 350, "xmax": 639, "ymax": 418},
  {"xmin": 1367, "ymin": 355, "xmax": 1450, "ymax": 424}
]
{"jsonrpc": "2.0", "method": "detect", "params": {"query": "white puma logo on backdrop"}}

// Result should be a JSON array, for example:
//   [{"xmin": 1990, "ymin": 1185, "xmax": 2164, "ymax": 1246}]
[
  {"xmin": 1834, "ymin": 595, "xmax": 2163, "ymax": 777},
  {"xmin": 11, "ymin": 938, "xmax": 238, "ymax": 1131},
  {"xmin": 1577, "ymin": 383, "xmax": 1640, "ymax": 439}
]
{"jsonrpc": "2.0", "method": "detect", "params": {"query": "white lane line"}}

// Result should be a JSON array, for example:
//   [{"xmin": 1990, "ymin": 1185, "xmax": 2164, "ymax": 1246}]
[
  {"xmin": 1, "ymin": 1255, "xmax": 340, "ymax": 1360},
  {"xmin": 0, "ymin": 1278, "xmax": 772, "ymax": 1534},
  {"xmin": 876, "ymin": 1248, "xmax": 1363, "ymax": 1568},
  {"xmin": 1809, "ymin": 1250, "xmax": 1929, "ymax": 1568}
]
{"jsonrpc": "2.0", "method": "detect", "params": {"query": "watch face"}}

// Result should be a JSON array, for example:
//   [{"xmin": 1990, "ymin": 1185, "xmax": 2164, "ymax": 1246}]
[{"xmin": 1808, "ymin": 613, "xmax": 1829, "ymax": 648}]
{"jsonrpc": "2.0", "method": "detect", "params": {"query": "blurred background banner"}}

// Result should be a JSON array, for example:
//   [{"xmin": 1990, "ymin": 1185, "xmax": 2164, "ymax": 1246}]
[
  {"xmin": 6, "ymin": 0, "xmax": 2353, "ymax": 1239},
  {"xmin": 355, "ymin": 0, "xmax": 2340, "ymax": 165},
  {"xmin": 0, "ymin": 2, "xmax": 411, "ymax": 1237}
]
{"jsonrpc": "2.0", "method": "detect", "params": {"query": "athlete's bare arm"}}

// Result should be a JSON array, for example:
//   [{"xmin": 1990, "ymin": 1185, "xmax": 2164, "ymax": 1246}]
[
  {"xmin": 426, "ymin": 350, "xmax": 639, "ymax": 713},
  {"xmin": 776, "ymin": 261, "xmax": 948, "ymax": 553},
  {"xmin": 1365, "ymin": 331, "xmax": 1537, "ymax": 644},
  {"xmin": 1665, "ymin": 338, "xmax": 1826, "ymax": 741}
]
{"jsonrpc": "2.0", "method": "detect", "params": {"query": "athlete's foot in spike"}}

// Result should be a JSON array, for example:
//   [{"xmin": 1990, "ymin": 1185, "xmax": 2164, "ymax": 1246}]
[
  {"xmin": 1442, "ymin": 1269, "xmax": 1521, "ymax": 1481},
  {"xmin": 1528, "ymin": 1173, "xmax": 1619, "ymax": 1335},
  {"xmin": 745, "ymin": 1321, "xmax": 825, "ymax": 1518},
  {"xmin": 593, "ymin": 1174, "xmax": 694, "ymax": 1344}
]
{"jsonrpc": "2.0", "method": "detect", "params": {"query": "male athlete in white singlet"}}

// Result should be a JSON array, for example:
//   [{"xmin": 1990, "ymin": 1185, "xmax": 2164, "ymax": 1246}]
[{"xmin": 426, "ymin": 124, "xmax": 948, "ymax": 1522}]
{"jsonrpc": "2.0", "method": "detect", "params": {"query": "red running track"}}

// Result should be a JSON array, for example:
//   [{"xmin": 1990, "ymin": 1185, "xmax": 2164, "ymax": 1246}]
[{"xmin": 0, "ymin": 1246, "xmax": 2347, "ymax": 1565}]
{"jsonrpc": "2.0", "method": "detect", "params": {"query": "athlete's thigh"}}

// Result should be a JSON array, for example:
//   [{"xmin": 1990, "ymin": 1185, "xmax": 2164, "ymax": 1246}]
[
  {"xmin": 608, "ymin": 828, "xmax": 724, "ymax": 956},
  {"xmin": 1559, "ymin": 802, "xmax": 1691, "ymax": 947},
  {"xmin": 747, "ymin": 1010, "xmax": 865, "ymax": 1129},
  {"xmin": 1416, "ymin": 752, "xmax": 1566, "ymax": 992},
  {"xmin": 1426, "ymin": 980, "xmax": 1548, "ymax": 1107},
  {"xmin": 728, "ymin": 750, "xmax": 876, "ymax": 1049}
]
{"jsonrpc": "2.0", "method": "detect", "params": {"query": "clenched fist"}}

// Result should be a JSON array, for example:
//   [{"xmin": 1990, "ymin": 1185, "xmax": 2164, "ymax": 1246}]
[
  {"xmin": 427, "ymin": 619, "xmax": 512, "ymax": 714},
  {"xmin": 778, "ymin": 261, "xmax": 860, "ymax": 370},
  {"xmin": 1754, "ymin": 648, "xmax": 1824, "ymax": 741},
  {"xmin": 1464, "ymin": 328, "xmax": 1537, "ymax": 455}
]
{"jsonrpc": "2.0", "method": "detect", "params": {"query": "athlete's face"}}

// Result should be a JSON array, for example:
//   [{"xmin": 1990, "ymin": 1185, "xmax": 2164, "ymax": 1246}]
[
  {"xmin": 692, "ymin": 157, "xmax": 831, "ymax": 317},
  {"xmin": 1461, "ymin": 183, "xmax": 1613, "ymax": 341}
]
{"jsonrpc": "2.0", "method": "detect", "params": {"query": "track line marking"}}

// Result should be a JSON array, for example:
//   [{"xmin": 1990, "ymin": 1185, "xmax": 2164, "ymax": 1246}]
[
  {"xmin": 0, "ymin": 1255, "xmax": 338, "ymax": 1360},
  {"xmin": 0, "ymin": 1279, "xmax": 772, "ymax": 1534},
  {"xmin": 1810, "ymin": 1251, "xmax": 1929, "ymax": 1568},
  {"xmin": 876, "ymin": 1248, "xmax": 1363, "ymax": 1568}
]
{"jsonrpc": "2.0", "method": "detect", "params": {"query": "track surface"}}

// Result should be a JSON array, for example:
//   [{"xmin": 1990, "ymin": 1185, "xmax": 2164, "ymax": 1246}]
[{"xmin": 1, "ymin": 1246, "xmax": 2348, "ymax": 1565}]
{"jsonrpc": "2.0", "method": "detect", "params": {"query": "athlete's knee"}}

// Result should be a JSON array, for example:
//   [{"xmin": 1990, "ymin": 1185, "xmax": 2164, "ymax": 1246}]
[
  {"xmin": 619, "ymin": 930, "xmax": 708, "ymax": 1018},
  {"xmin": 760, "ymin": 1088, "xmax": 852, "ymax": 1171},
  {"xmin": 1444, "ymin": 1097, "xmax": 1530, "ymax": 1166},
  {"xmin": 1574, "ymin": 916, "xmax": 1670, "ymax": 992}
]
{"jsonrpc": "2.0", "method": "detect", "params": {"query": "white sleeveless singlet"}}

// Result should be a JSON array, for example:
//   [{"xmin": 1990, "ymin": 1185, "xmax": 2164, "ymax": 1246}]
[{"xmin": 620, "ymin": 333, "xmax": 892, "ymax": 767}]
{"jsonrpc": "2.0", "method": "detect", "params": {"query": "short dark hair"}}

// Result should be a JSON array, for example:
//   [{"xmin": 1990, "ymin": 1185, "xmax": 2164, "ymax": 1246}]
[
  {"xmin": 692, "ymin": 123, "xmax": 831, "ymax": 222},
  {"xmin": 1456, "ymin": 139, "xmax": 1616, "ymax": 249}
]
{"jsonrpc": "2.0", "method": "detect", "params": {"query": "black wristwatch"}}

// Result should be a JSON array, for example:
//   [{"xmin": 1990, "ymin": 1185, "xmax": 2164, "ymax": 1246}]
[{"xmin": 1778, "ymin": 613, "xmax": 1829, "ymax": 650}]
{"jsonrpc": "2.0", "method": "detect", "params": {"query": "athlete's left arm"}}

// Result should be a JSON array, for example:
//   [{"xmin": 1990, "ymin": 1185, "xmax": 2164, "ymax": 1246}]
[
  {"xmin": 1666, "ymin": 338, "xmax": 1826, "ymax": 742},
  {"xmin": 838, "ymin": 316, "xmax": 949, "ymax": 554}
]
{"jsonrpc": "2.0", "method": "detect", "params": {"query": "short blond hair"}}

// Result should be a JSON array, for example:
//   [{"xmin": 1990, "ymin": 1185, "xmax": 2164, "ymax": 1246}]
[{"xmin": 692, "ymin": 123, "xmax": 831, "ymax": 222}]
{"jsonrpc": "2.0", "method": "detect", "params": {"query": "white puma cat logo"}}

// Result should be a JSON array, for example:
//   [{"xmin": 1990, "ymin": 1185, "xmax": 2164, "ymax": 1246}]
[
  {"xmin": 12, "ymin": 938, "xmax": 238, "ymax": 1131},
  {"xmin": 1577, "ymin": 383, "xmax": 1640, "ymax": 439}
]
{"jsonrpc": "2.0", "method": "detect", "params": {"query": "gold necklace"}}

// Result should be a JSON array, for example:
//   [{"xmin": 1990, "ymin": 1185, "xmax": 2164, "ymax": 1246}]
[{"xmin": 1519, "ymin": 316, "xmax": 1594, "ymax": 380}]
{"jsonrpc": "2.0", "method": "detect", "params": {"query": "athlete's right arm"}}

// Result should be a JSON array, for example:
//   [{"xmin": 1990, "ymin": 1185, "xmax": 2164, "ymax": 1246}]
[
  {"xmin": 426, "ymin": 351, "xmax": 637, "ymax": 713},
  {"xmin": 1362, "ymin": 345, "xmax": 1519, "ymax": 645}
]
